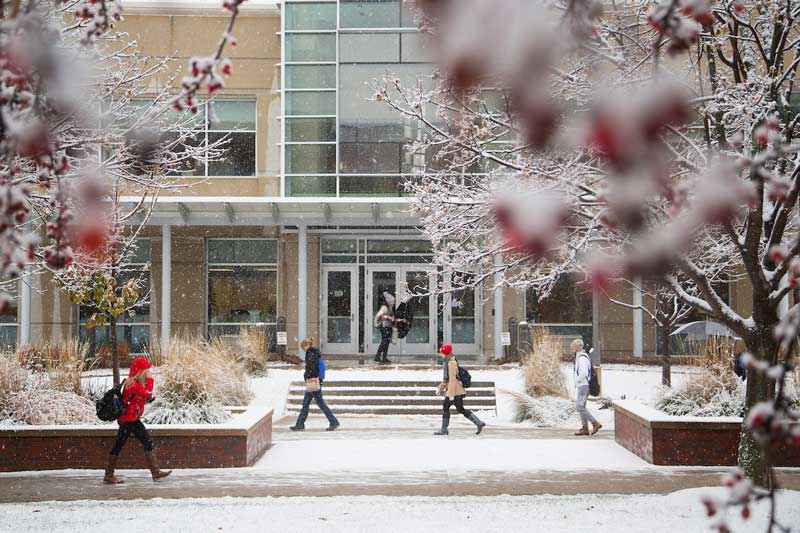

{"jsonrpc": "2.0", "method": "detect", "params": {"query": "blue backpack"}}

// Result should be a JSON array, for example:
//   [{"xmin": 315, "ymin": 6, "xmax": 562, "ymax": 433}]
[{"xmin": 318, "ymin": 356, "xmax": 326, "ymax": 381}]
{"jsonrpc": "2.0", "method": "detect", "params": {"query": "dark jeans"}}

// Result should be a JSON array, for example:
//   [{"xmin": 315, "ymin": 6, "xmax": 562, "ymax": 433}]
[
  {"xmin": 376, "ymin": 326, "xmax": 392, "ymax": 360},
  {"xmin": 442, "ymin": 395, "xmax": 472, "ymax": 419},
  {"xmin": 294, "ymin": 390, "xmax": 339, "ymax": 428},
  {"xmin": 110, "ymin": 420, "xmax": 154, "ymax": 456}
]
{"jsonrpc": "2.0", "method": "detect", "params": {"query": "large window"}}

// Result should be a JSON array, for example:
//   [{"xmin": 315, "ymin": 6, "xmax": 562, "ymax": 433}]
[
  {"xmin": 526, "ymin": 274, "xmax": 593, "ymax": 346},
  {"xmin": 80, "ymin": 241, "xmax": 151, "ymax": 356},
  {"xmin": 0, "ymin": 283, "xmax": 18, "ymax": 351},
  {"xmin": 207, "ymin": 239, "xmax": 278, "ymax": 337},
  {"xmin": 165, "ymin": 99, "xmax": 256, "ymax": 177}
]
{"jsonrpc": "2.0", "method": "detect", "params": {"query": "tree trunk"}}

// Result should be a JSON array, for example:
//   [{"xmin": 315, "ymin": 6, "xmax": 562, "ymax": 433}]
[
  {"xmin": 661, "ymin": 322, "xmax": 671, "ymax": 387},
  {"xmin": 110, "ymin": 316, "xmax": 120, "ymax": 386},
  {"xmin": 738, "ymin": 321, "xmax": 779, "ymax": 487}
]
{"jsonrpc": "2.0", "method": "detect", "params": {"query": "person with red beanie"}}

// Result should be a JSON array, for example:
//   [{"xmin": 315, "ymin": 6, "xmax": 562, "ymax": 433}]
[
  {"xmin": 434, "ymin": 344, "xmax": 485, "ymax": 435},
  {"xmin": 103, "ymin": 357, "xmax": 171, "ymax": 484}
]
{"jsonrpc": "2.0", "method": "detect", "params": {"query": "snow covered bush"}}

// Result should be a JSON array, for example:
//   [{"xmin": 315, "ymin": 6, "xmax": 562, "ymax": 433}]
[
  {"xmin": 506, "ymin": 389, "xmax": 576, "ymax": 426},
  {"xmin": 655, "ymin": 364, "xmax": 745, "ymax": 417},
  {"xmin": 235, "ymin": 327, "xmax": 272, "ymax": 376},
  {"xmin": 0, "ymin": 354, "xmax": 26, "ymax": 420},
  {"xmin": 16, "ymin": 340, "xmax": 96, "ymax": 397},
  {"xmin": 521, "ymin": 328, "xmax": 569, "ymax": 398},
  {"xmin": 7, "ymin": 376, "xmax": 96, "ymax": 425},
  {"xmin": 657, "ymin": 381, "xmax": 745, "ymax": 418},
  {"xmin": 143, "ymin": 394, "xmax": 228, "ymax": 425},
  {"xmin": 159, "ymin": 337, "xmax": 252, "ymax": 407}
]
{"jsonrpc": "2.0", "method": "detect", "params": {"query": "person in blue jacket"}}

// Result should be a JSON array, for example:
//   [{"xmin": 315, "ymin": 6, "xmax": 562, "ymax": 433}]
[{"xmin": 290, "ymin": 337, "xmax": 340, "ymax": 431}]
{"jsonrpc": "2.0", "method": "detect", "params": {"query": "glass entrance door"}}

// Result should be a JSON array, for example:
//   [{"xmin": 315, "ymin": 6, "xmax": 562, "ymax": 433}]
[
  {"xmin": 321, "ymin": 266, "xmax": 358, "ymax": 354},
  {"xmin": 444, "ymin": 273, "xmax": 481, "ymax": 354},
  {"xmin": 365, "ymin": 266, "xmax": 436, "ymax": 356}
]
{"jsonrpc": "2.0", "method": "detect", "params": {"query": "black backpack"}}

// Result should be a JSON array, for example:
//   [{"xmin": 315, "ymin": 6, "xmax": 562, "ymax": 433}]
[
  {"xmin": 96, "ymin": 381, "xmax": 125, "ymax": 421},
  {"xmin": 457, "ymin": 366, "xmax": 472, "ymax": 388},
  {"xmin": 587, "ymin": 361, "xmax": 600, "ymax": 397}
]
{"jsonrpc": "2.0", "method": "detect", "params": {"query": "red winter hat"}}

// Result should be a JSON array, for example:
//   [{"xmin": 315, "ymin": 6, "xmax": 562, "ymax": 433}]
[
  {"xmin": 439, "ymin": 344, "xmax": 453, "ymax": 356},
  {"xmin": 128, "ymin": 357, "xmax": 152, "ymax": 378}
]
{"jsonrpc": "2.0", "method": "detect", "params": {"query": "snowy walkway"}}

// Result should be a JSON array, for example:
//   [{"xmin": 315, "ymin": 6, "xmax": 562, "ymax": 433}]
[
  {"xmin": 3, "ymin": 418, "xmax": 800, "ymax": 503},
  {"xmin": 2, "ymin": 490, "xmax": 800, "ymax": 533}
]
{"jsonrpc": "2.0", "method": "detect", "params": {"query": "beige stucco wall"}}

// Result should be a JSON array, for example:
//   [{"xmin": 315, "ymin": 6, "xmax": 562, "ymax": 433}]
[
  {"xmin": 28, "ymin": 271, "xmax": 77, "ymax": 344},
  {"xmin": 115, "ymin": 12, "xmax": 281, "ymax": 198},
  {"xmin": 596, "ymin": 283, "xmax": 659, "ymax": 359}
]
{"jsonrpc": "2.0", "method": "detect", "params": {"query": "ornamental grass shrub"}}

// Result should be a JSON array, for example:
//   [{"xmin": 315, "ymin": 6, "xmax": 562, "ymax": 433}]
[
  {"xmin": 235, "ymin": 327, "xmax": 272, "ymax": 376},
  {"xmin": 8, "ymin": 376, "xmax": 97, "ymax": 425},
  {"xmin": 158, "ymin": 336, "xmax": 252, "ymax": 407},
  {"xmin": 0, "ymin": 353, "xmax": 26, "ymax": 420},
  {"xmin": 507, "ymin": 389, "xmax": 577, "ymax": 426},
  {"xmin": 655, "ymin": 354, "xmax": 745, "ymax": 417},
  {"xmin": 15, "ymin": 340, "xmax": 97, "ymax": 396},
  {"xmin": 520, "ymin": 327, "xmax": 569, "ymax": 398},
  {"xmin": 1, "ymin": 352, "xmax": 97, "ymax": 425}
]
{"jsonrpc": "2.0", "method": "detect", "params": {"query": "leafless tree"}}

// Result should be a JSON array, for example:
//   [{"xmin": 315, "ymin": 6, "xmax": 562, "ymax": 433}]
[{"xmin": 384, "ymin": 0, "xmax": 799, "ymax": 491}]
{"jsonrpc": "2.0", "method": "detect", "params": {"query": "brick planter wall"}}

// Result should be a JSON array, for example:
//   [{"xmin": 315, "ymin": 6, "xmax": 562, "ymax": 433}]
[
  {"xmin": 613, "ymin": 401, "xmax": 800, "ymax": 467},
  {"xmin": 0, "ymin": 406, "xmax": 272, "ymax": 472}
]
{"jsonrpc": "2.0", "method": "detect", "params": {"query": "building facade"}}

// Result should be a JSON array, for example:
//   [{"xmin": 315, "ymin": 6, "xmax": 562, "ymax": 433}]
[{"xmin": 13, "ymin": 0, "xmax": 753, "ymax": 361}]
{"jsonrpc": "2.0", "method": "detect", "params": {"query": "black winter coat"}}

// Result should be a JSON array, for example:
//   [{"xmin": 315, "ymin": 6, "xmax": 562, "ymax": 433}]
[{"xmin": 304, "ymin": 347, "xmax": 321, "ymax": 381}]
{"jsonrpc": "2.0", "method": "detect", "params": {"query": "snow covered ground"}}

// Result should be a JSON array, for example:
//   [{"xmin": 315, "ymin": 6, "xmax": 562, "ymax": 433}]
[
  {"xmin": 2, "ymin": 489, "xmax": 798, "ymax": 533},
  {"xmin": 253, "ymin": 437, "xmax": 649, "ymax": 471},
  {"xmin": 248, "ymin": 363, "xmax": 698, "ymax": 429},
  {"xmin": 73, "ymin": 363, "xmax": 700, "ymax": 431}
]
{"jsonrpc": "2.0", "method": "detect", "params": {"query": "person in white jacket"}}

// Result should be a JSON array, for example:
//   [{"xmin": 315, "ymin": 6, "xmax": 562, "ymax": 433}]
[{"xmin": 572, "ymin": 338, "xmax": 602, "ymax": 436}]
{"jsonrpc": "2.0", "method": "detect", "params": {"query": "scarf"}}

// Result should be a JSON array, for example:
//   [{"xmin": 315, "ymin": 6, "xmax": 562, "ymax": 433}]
[{"xmin": 442, "ymin": 354, "xmax": 455, "ymax": 382}]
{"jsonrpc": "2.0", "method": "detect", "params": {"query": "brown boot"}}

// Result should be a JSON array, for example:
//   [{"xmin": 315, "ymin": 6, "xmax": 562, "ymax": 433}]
[
  {"xmin": 103, "ymin": 454, "xmax": 124, "ymax": 485},
  {"xmin": 574, "ymin": 426, "xmax": 590, "ymax": 436},
  {"xmin": 591, "ymin": 421, "xmax": 603, "ymax": 435},
  {"xmin": 144, "ymin": 451, "xmax": 172, "ymax": 481}
]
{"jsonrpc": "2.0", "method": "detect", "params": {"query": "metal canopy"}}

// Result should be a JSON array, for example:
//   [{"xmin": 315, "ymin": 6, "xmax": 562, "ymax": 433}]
[{"xmin": 120, "ymin": 196, "xmax": 419, "ymax": 227}]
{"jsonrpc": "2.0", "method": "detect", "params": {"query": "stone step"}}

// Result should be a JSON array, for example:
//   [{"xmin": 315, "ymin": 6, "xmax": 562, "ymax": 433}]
[
  {"xmin": 285, "ymin": 380, "xmax": 497, "ymax": 415},
  {"xmin": 289, "ymin": 381, "xmax": 495, "ymax": 388},
  {"xmin": 286, "ymin": 397, "xmax": 497, "ymax": 406},
  {"xmin": 285, "ymin": 406, "xmax": 496, "ymax": 415},
  {"xmin": 287, "ymin": 388, "xmax": 496, "ymax": 397}
]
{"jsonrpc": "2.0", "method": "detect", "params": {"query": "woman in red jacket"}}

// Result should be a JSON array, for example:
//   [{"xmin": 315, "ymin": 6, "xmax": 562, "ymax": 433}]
[{"xmin": 104, "ymin": 357, "xmax": 171, "ymax": 484}]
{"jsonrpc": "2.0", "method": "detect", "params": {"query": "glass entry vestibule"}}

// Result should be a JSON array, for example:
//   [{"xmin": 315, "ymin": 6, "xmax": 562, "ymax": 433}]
[{"xmin": 319, "ymin": 237, "xmax": 481, "ymax": 356}]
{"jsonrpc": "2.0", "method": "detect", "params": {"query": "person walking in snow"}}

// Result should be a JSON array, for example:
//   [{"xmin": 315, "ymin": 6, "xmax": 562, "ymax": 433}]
[
  {"xmin": 104, "ymin": 357, "xmax": 172, "ymax": 484},
  {"xmin": 374, "ymin": 292, "xmax": 396, "ymax": 364},
  {"xmin": 434, "ymin": 344, "xmax": 485, "ymax": 435},
  {"xmin": 572, "ymin": 339, "xmax": 602, "ymax": 436},
  {"xmin": 290, "ymin": 337, "xmax": 340, "ymax": 431}
]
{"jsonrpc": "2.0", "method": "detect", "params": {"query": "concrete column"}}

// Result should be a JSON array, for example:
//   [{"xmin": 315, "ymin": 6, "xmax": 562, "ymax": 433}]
[
  {"xmin": 591, "ymin": 289, "xmax": 600, "ymax": 362},
  {"xmin": 19, "ymin": 269, "xmax": 31, "ymax": 345},
  {"xmin": 633, "ymin": 279, "xmax": 643, "ymax": 357},
  {"xmin": 161, "ymin": 225, "xmax": 171, "ymax": 351},
  {"xmin": 298, "ymin": 224, "xmax": 307, "ymax": 353},
  {"xmin": 493, "ymin": 254, "xmax": 503, "ymax": 359}
]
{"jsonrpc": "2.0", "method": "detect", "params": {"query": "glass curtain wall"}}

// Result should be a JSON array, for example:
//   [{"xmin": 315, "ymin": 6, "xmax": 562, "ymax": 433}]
[
  {"xmin": 284, "ymin": 1, "xmax": 338, "ymax": 196},
  {"xmin": 283, "ymin": 0, "xmax": 435, "ymax": 197}
]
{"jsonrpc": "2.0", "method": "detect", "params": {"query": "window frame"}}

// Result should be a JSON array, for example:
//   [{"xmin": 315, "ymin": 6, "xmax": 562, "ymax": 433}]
[
  {"xmin": 0, "ymin": 281, "xmax": 18, "ymax": 351},
  {"xmin": 134, "ymin": 97, "xmax": 257, "ymax": 179}
]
